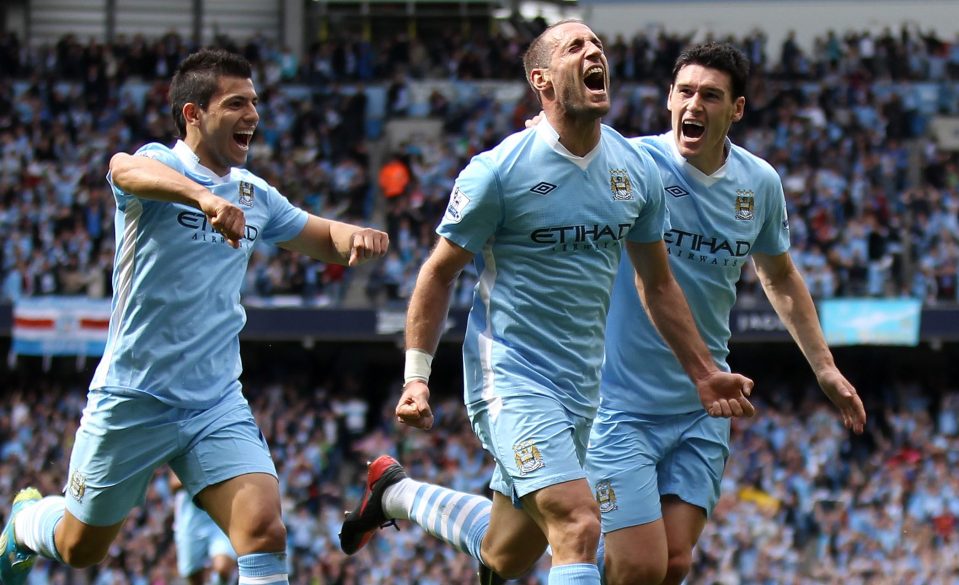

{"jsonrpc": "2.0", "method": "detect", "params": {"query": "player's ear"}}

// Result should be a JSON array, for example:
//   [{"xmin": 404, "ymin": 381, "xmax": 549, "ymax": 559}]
[
  {"xmin": 666, "ymin": 85, "xmax": 674, "ymax": 111},
  {"xmin": 732, "ymin": 95, "xmax": 745, "ymax": 122},
  {"xmin": 182, "ymin": 102, "xmax": 201, "ymax": 127},
  {"xmin": 531, "ymin": 68, "xmax": 551, "ymax": 92}
]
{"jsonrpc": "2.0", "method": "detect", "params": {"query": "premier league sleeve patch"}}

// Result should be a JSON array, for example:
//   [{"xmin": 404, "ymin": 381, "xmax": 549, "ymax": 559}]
[{"xmin": 444, "ymin": 186, "xmax": 471, "ymax": 224}]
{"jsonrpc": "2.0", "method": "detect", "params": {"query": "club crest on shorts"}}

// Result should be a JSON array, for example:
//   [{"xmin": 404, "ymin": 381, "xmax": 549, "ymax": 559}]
[
  {"xmin": 609, "ymin": 169, "xmax": 634, "ymax": 201},
  {"xmin": 595, "ymin": 479, "xmax": 618, "ymax": 513},
  {"xmin": 69, "ymin": 470, "xmax": 86, "ymax": 503},
  {"xmin": 735, "ymin": 189, "xmax": 754, "ymax": 221},
  {"xmin": 238, "ymin": 181, "xmax": 255, "ymax": 207},
  {"xmin": 513, "ymin": 440, "xmax": 545, "ymax": 475}
]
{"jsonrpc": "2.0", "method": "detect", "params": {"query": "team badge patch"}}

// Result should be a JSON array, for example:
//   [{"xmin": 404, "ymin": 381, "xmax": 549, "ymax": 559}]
[
  {"xmin": 735, "ymin": 189, "xmax": 754, "ymax": 221},
  {"xmin": 595, "ymin": 479, "xmax": 618, "ymax": 513},
  {"xmin": 238, "ymin": 181, "xmax": 255, "ymax": 207},
  {"xmin": 513, "ymin": 440, "xmax": 545, "ymax": 475},
  {"xmin": 444, "ymin": 186, "xmax": 470, "ymax": 224},
  {"xmin": 69, "ymin": 470, "xmax": 86, "ymax": 503},
  {"xmin": 609, "ymin": 169, "xmax": 634, "ymax": 201}
]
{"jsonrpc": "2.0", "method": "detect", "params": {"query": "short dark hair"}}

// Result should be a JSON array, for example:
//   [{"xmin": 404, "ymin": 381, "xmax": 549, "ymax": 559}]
[
  {"xmin": 522, "ymin": 19, "xmax": 586, "ymax": 97},
  {"xmin": 672, "ymin": 42, "xmax": 750, "ymax": 99},
  {"xmin": 169, "ymin": 49, "xmax": 253, "ymax": 137}
]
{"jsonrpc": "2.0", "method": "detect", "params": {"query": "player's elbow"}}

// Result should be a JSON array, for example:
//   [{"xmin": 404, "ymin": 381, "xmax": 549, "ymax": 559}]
[{"xmin": 108, "ymin": 153, "xmax": 136, "ymax": 187}]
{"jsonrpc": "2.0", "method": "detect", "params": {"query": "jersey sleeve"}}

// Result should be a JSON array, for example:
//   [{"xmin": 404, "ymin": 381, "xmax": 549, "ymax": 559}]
[
  {"xmin": 107, "ymin": 143, "xmax": 184, "ymax": 210},
  {"xmin": 260, "ymin": 186, "xmax": 309, "ymax": 245},
  {"xmin": 436, "ymin": 155, "xmax": 502, "ymax": 253},
  {"xmin": 626, "ymin": 149, "xmax": 670, "ymax": 243},
  {"xmin": 752, "ymin": 169, "xmax": 791, "ymax": 255}
]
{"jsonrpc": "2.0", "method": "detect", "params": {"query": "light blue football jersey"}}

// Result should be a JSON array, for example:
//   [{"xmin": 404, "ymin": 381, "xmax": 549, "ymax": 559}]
[
  {"xmin": 90, "ymin": 141, "xmax": 308, "ymax": 408},
  {"xmin": 438, "ymin": 120, "xmax": 668, "ymax": 418},
  {"xmin": 601, "ymin": 132, "xmax": 790, "ymax": 415}
]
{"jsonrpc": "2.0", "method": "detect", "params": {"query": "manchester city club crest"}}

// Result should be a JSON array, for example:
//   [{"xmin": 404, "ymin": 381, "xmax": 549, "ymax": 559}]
[
  {"xmin": 609, "ymin": 169, "xmax": 634, "ymax": 201},
  {"xmin": 595, "ymin": 479, "xmax": 618, "ymax": 513},
  {"xmin": 239, "ymin": 181, "xmax": 255, "ymax": 207},
  {"xmin": 735, "ymin": 189, "xmax": 755, "ymax": 221},
  {"xmin": 513, "ymin": 439, "xmax": 545, "ymax": 475},
  {"xmin": 69, "ymin": 470, "xmax": 86, "ymax": 502}
]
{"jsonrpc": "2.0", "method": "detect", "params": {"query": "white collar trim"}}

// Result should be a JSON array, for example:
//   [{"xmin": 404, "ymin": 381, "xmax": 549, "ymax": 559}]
[
  {"xmin": 667, "ymin": 133, "xmax": 731, "ymax": 188},
  {"xmin": 536, "ymin": 118, "xmax": 601, "ymax": 171},
  {"xmin": 172, "ymin": 140, "xmax": 231, "ymax": 183}
]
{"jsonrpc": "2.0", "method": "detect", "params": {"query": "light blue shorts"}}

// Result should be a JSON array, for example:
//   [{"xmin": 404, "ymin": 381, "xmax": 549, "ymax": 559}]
[
  {"xmin": 468, "ymin": 391, "xmax": 592, "ymax": 505},
  {"xmin": 66, "ymin": 386, "xmax": 276, "ymax": 526},
  {"xmin": 175, "ymin": 495, "xmax": 236, "ymax": 577},
  {"xmin": 585, "ymin": 407, "xmax": 729, "ymax": 533}
]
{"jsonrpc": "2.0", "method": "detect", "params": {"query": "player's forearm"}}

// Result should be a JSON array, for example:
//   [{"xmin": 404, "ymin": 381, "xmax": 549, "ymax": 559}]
[
  {"xmin": 405, "ymin": 264, "xmax": 457, "ymax": 356},
  {"xmin": 109, "ymin": 153, "xmax": 214, "ymax": 208},
  {"xmin": 762, "ymin": 268, "xmax": 837, "ymax": 376},
  {"xmin": 642, "ymin": 278, "xmax": 718, "ymax": 383},
  {"xmin": 327, "ymin": 220, "xmax": 367, "ymax": 263}
]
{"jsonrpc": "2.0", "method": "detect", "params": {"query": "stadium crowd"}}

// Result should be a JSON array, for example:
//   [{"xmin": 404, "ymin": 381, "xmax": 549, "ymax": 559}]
[
  {"xmin": 1, "ymin": 25, "xmax": 959, "ymax": 307},
  {"xmin": 0, "ymin": 344, "xmax": 957, "ymax": 584},
  {"xmin": 1, "ymin": 22, "xmax": 959, "ymax": 583}
]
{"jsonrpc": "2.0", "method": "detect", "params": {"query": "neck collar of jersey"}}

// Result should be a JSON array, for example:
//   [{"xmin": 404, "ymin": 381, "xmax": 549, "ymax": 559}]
[
  {"xmin": 536, "ymin": 117, "xmax": 601, "ymax": 172},
  {"xmin": 667, "ymin": 132, "xmax": 732, "ymax": 188},
  {"xmin": 173, "ymin": 140, "xmax": 231, "ymax": 184}
]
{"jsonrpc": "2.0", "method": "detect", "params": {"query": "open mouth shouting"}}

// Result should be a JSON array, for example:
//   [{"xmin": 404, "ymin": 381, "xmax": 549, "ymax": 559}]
[
  {"xmin": 584, "ymin": 65, "xmax": 606, "ymax": 95},
  {"xmin": 233, "ymin": 129, "xmax": 254, "ymax": 151},
  {"xmin": 681, "ymin": 119, "xmax": 705, "ymax": 142}
]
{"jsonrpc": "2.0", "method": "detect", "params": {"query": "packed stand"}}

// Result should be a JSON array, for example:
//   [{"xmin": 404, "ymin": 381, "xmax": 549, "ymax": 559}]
[
  {"xmin": 0, "ymin": 30, "xmax": 374, "ymax": 307},
  {"xmin": 2, "ymin": 25, "xmax": 959, "ymax": 306},
  {"xmin": 0, "ymin": 345, "xmax": 957, "ymax": 584}
]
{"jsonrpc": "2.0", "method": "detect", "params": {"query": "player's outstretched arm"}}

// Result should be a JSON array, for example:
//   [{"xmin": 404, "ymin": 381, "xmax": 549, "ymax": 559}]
[
  {"xmin": 281, "ymin": 216, "xmax": 389, "ymax": 266},
  {"xmin": 626, "ymin": 240, "xmax": 756, "ymax": 418},
  {"xmin": 110, "ymin": 152, "xmax": 246, "ymax": 248},
  {"xmin": 753, "ymin": 251, "xmax": 866, "ymax": 434},
  {"xmin": 395, "ymin": 238, "xmax": 474, "ymax": 430}
]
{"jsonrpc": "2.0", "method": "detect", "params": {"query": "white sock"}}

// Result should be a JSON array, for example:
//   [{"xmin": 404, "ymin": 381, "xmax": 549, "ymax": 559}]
[
  {"xmin": 382, "ymin": 477, "xmax": 423, "ymax": 520},
  {"xmin": 15, "ymin": 496, "xmax": 65, "ymax": 561}
]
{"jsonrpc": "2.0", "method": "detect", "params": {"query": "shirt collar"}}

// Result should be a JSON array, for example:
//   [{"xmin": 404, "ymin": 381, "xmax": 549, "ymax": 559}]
[
  {"xmin": 666, "ymin": 131, "xmax": 731, "ymax": 187},
  {"xmin": 536, "ymin": 117, "xmax": 601, "ymax": 172},
  {"xmin": 172, "ymin": 140, "xmax": 231, "ymax": 183}
]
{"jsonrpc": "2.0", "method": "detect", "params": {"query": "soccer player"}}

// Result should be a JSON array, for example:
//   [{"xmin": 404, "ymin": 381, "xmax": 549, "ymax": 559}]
[
  {"xmin": 0, "ymin": 49, "xmax": 388, "ymax": 585},
  {"xmin": 170, "ymin": 472, "xmax": 236, "ymax": 585},
  {"xmin": 586, "ymin": 42, "xmax": 867, "ymax": 585},
  {"xmin": 338, "ymin": 21, "xmax": 754, "ymax": 585}
]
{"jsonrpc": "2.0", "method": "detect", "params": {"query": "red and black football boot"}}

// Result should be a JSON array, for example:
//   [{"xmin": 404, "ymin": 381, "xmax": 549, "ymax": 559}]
[{"xmin": 338, "ymin": 455, "xmax": 409, "ymax": 554}]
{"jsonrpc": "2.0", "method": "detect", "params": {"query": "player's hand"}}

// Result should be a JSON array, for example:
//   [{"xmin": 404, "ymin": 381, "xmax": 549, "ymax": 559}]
[
  {"xmin": 396, "ymin": 381, "xmax": 434, "ymax": 430},
  {"xmin": 697, "ymin": 371, "xmax": 756, "ymax": 418},
  {"xmin": 816, "ymin": 367, "xmax": 866, "ymax": 434},
  {"xmin": 524, "ymin": 110, "xmax": 546, "ymax": 129},
  {"xmin": 348, "ymin": 228, "xmax": 390, "ymax": 266},
  {"xmin": 199, "ymin": 193, "xmax": 246, "ymax": 249}
]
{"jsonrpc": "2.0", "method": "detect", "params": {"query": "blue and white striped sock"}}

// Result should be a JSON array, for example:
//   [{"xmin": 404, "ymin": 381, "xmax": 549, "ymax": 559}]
[
  {"xmin": 548, "ymin": 563, "xmax": 601, "ymax": 585},
  {"xmin": 389, "ymin": 480, "xmax": 492, "ymax": 562},
  {"xmin": 237, "ymin": 552, "xmax": 287, "ymax": 584},
  {"xmin": 15, "ymin": 495, "xmax": 65, "ymax": 563}
]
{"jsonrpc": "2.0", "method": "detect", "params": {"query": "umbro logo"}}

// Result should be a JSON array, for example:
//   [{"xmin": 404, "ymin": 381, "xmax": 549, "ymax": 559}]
[
  {"xmin": 530, "ymin": 182, "xmax": 557, "ymax": 195},
  {"xmin": 665, "ymin": 185, "xmax": 689, "ymax": 198}
]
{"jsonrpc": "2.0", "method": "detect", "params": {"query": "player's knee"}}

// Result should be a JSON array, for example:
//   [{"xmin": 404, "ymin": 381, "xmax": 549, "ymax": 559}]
[
  {"xmin": 663, "ymin": 550, "xmax": 693, "ymax": 585},
  {"xmin": 481, "ymin": 539, "xmax": 546, "ymax": 579},
  {"xmin": 235, "ymin": 513, "xmax": 287, "ymax": 554},
  {"xmin": 548, "ymin": 506, "xmax": 601, "ymax": 560},
  {"xmin": 482, "ymin": 547, "xmax": 540, "ymax": 579},
  {"xmin": 605, "ymin": 555, "xmax": 667, "ymax": 585},
  {"xmin": 57, "ymin": 535, "xmax": 110, "ymax": 569}
]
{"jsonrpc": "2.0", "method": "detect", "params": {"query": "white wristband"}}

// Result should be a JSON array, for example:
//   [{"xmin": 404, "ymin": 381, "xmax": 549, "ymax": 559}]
[{"xmin": 404, "ymin": 348, "xmax": 434, "ymax": 385}]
